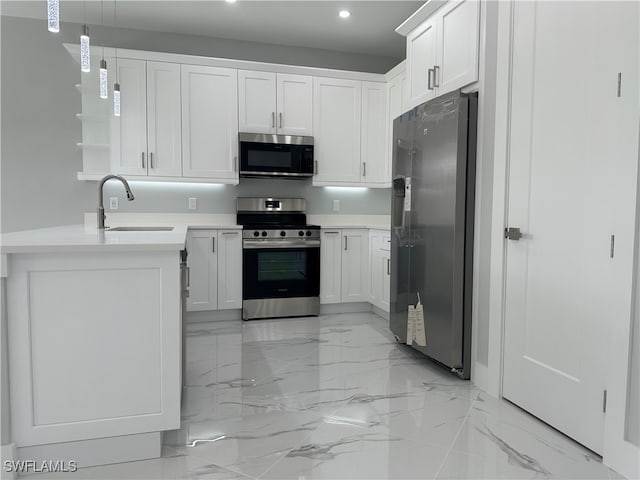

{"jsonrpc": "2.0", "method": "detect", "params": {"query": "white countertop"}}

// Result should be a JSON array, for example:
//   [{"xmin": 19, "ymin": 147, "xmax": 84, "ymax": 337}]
[{"xmin": 0, "ymin": 224, "xmax": 189, "ymax": 254}]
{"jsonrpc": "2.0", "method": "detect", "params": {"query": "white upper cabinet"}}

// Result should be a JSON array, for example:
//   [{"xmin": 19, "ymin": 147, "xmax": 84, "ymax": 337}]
[
  {"xmin": 111, "ymin": 59, "xmax": 148, "ymax": 175},
  {"xmin": 437, "ymin": 0, "xmax": 480, "ymax": 93},
  {"xmin": 238, "ymin": 70, "xmax": 312, "ymax": 136},
  {"xmin": 276, "ymin": 73, "xmax": 313, "ymax": 136},
  {"xmin": 238, "ymin": 70, "xmax": 277, "ymax": 134},
  {"xmin": 388, "ymin": 70, "xmax": 407, "ymax": 122},
  {"xmin": 404, "ymin": 0, "xmax": 480, "ymax": 109},
  {"xmin": 406, "ymin": 16, "xmax": 438, "ymax": 108},
  {"xmin": 181, "ymin": 65, "xmax": 239, "ymax": 182},
  {"xmin": 146, "ymin": 62, "xmax": 182, "ymax": 177},
  {"xmin": 111, "ymin": 60, "xmax": 181, "ymax": 177},
  {"xmin": 360, "ymin": 81, "xmax": 389, "ymax": 186},
  {"xmin": 313, "ymin": 77, "xmax": 362, "ymax": 185}
]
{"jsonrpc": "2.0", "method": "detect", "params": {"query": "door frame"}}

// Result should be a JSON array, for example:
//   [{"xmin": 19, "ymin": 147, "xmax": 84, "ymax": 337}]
[{"xmin": 474, "ymin": 1, "xmax": 640, "ymax": 477}]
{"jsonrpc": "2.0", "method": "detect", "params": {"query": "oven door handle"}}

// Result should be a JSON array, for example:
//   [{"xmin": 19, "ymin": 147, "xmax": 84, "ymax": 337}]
[{"xmin": 243, "ymin": 239, "xmax": 320, "ymax": 249}]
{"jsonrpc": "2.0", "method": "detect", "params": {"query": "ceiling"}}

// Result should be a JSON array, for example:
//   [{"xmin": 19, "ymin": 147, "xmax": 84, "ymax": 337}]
[{"xmin": 1, "ymin": 1, "xmax": 422, "ymax": 60}]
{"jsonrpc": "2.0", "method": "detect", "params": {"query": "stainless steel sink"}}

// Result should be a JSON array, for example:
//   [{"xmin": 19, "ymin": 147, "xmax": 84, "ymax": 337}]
[{"xmin": 106, "ymin": 226, "xmax": 174, "ymax": 231}]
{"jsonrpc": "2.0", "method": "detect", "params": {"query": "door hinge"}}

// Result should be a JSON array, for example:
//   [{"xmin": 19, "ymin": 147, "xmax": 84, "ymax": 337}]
[
  {"xmin": 617, "ymin": 73, "xmax": 622, "ymax": 97},
  {"xmin": 504, "ymin": 227, "xmax": 523, "ymax": 241},
  {"xmin": 602, "ymin": 389, "xmax": 607, "ymax": 413},
  {"xmin": 610, "ymin": 235, "xmax": 615, "ymax": 258}
]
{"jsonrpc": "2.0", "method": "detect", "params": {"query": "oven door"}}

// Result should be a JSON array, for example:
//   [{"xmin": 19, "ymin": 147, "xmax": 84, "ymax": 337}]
[{"xmin": 243, "ymin": 239, "xmax": 320, "ymax": 300}]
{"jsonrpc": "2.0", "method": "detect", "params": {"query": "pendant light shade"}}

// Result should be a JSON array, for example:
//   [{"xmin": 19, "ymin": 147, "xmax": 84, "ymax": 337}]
[
  {"xmin": 113, "ymin": 83, "xmax": 121, "ymax": 116},
  {"xmin": 99, "ymin": 59, "xmax": 108, "ymax": 99},
  {"xmin": 47, "ymin": 0, "xmax": 59, "ymax": 32},
  {"xmin": 80, "ymin": 25, "xmax": 91, "ymax": 73}
]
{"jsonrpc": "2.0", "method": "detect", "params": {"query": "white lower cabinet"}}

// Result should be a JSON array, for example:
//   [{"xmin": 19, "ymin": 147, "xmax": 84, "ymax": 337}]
[
  {"xmin": 186, "ymin": 230, "xmax": 218, "ymax": 312},
  {"xmin": 320, "ymin": 230, "xmax": 343, "ymax": 304},
  {"xmin": 186, "ymin": 229, "xmax": 242, "ymax": 312},
  {"xmin": 369, "ymin": 230, "xmax": 391, "ymax": 312},
  {"xmin": 216, "ymin": 230, "xmax": 243, "ymax": 310},
  {"xmin": 341, "ymin": 229, "xmax": 370, "ymax": 302},
  {"xmin": 320, "ymin": 228, "xmax": 371, "ymax": 305}
]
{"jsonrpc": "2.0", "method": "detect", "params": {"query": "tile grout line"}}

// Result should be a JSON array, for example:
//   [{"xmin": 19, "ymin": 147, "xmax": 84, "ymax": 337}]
[{"xmin": 432, "ymin": 392, "xmax": 478, "ymax": 479}]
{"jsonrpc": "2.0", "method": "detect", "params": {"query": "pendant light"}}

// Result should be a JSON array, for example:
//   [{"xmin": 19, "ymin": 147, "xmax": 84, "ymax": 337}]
[
  {"xmin": 80, "ymin": 25, "xmax": 91, "ymax": 73},
  {"xmin": 113, "ymin": 0, "xmax": 120, "ymax": 116},
  {"xmin": 47, "ymin": 0, "xmax": 59, "ymax": 32},
  {"xmin": 98, "ymin": 0, "xmax": 108, "ymax": 99}
]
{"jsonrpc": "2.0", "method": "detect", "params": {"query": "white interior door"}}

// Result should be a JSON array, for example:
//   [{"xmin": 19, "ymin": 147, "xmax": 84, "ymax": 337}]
[{"xmin": 503, "ymin": 1, "xmax": 629, "ymax": 455}]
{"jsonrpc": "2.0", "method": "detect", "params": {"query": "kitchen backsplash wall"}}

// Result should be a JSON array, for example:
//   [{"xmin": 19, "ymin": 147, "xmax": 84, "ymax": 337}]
[
  {"xmin": 0, "ymin": 15, "xmax": 394, "ymax": 233},
  {"xmin": 103, "ymin": 179, "xmax": 390, "ymax": 215}
]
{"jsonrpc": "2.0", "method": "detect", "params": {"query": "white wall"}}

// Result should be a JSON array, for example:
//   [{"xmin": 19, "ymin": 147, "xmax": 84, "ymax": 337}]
[{"xmin": 0, "ymin": 15, "xmax": 394, "ymax": 234}]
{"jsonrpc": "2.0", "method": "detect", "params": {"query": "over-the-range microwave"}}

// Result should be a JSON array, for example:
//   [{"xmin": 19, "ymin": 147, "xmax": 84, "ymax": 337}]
[{"xmin": 239, "ymin": 133, "xmax": 314, "ymax": 178}]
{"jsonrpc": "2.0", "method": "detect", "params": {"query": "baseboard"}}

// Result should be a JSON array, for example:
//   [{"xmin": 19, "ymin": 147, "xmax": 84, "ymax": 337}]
[
  {"xmin": 187, "ymin": 309, "xmax": 242, "ymax": 323},
  {"xmin": 320, "ymin": 302, "xmax": 372, "ymax": 315},
  {"xmin": 15, "ymin": 432, "xmax": 160, "ymax": 472},
  {"xmin": 371, "ymin": 305, "xmax": 390, "ymax": 320},
  {"xmin": 1, "ymin": 442, "xmax": 17, "ymax": 480}
]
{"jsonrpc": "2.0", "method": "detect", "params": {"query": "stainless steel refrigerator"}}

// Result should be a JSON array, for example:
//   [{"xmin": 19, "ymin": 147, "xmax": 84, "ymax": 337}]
[{"xmin": 390, "ymin": 90, "xmax": 477, "ymax": 379}]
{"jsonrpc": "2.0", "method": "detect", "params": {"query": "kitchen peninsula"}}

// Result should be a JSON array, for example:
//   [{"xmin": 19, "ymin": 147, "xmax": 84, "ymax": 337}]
[{"xmin": 1, "ymin": 225, "xmax": 187, "ymax": 467}]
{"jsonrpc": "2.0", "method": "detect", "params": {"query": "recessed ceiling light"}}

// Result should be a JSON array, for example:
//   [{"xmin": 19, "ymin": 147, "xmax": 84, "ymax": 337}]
[
  {"xmin": 225, "ymin": 0, "xmax": 237, "ymax": 3},
  {"xmin": 339, "ymin": 10, "xmax": 351, "ymax": 19}
]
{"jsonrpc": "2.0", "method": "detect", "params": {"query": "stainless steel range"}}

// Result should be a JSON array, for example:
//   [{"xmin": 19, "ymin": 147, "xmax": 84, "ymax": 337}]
[{"xmin": 237, "ymin": 198, "xmax": 320, "ymax": 320}]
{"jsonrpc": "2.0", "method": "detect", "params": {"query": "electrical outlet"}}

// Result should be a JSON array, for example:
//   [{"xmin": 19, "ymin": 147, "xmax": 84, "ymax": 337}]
[
  {"xmin": 109, "ymin": 197, "xmax": 118, "ymax": 210},
  {"xmin": 188, "ymin": 197, "xmax": 197, "ymax": 210},
  {"xmin": 333, "ymin": 200, "xmax": 340, "ymax": 212}
]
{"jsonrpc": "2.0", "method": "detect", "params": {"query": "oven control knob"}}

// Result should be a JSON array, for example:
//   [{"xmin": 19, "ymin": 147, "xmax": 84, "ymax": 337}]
[
  {"xmin": 298, "ymin": 231, "xmax": 304, "ymax": 237},
  {"xmin": 253, "ymin": 231, "xmax": 260, "ymax": 237},
  {"xmin": 261, "ymin": 231, "xmax": 267, "ymax": 237},
  {"xmin": 306, "ymin": 230, "xmax": 312, "ymax": 237},
  {"xmin": 280, "ymin": 231, "xmax": 286, "ymax": 237}
]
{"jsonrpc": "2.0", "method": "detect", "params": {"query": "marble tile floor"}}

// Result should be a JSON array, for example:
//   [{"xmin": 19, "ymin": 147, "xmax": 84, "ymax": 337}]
[{"xmin": 35, "ymin": 312, "xmax": 623, "ymax": 480}]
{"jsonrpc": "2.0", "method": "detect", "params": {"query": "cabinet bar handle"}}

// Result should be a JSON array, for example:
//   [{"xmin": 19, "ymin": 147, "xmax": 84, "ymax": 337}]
[
  {"xmin": 344, "ymin": 235, "xmax": 348, "ymax": 251},
  {"xmin": 212, "ymin": 237, "xmax": 215, "ymax": 253},
  {"xmin": 223, "ymin": 231, "xmax": 239, "ymax": 235},
  {"xmin": 272, "ymin": 112, "xmax": 275, "ymax": 128},
  {"xmin": 362, "ymin": 162, "xmax": 366, "ymax": 177},
  {"xmin": 427, "ymin": 68, "xmax": 434, "ymax": 90},
  {"xmin": 387, "ymin": 258, "xmax": 390, "ymax": 275},
  {"xmin": 279, "ymin": 112, "xmax": 283, "ymax": 128},
  {"xmin": 324, "ymin": 231, "xmax": 339, "ymax": 234},
  {"xmin": 141, "ymin": 152, "xmax": 145, "ymax": 168},
  {"xmin": 187, "ymin": 266, "xmax": 190, "ymax": 287},
  {"xmin": 150, "ymin": 152, "xmax": 154, "ymax": 169},
  {"xmin": 314, "ymin": 160, "xmax": 318, "ymax": 175},
  {"xmin": 433, "ymin": 65, "xmax": 440, "ymax": 88}
]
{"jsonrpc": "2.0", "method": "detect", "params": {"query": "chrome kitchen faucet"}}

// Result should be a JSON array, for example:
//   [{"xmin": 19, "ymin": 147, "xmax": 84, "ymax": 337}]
[{"xmin": 97, "ymin": 175, "xmax": 135, "ymax": 229}]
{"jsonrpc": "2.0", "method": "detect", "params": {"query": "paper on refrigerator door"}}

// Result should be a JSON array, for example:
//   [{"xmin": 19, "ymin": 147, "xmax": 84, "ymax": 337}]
[
  {"xmin": 407, "ymin": 293, "xmax": 427, "ymax": 347},
  {"xmin": 404, "ymin": 177, "xmax": 412, "ymax": 212}
]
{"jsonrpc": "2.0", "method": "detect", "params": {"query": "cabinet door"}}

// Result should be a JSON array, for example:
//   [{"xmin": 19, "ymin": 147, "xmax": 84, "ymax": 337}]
[
  {"xmin": 182, "ymin": 65, "xmax": 239, "ymax": 181},
  {"xmin": 341, "ymin": 229, "xmax": 369, "ymax": 303},
  {"xmin": 186, "ymin": 230, "xmax": 218, "ymax": 311},
  {"xmin": 406, "ymin": 17, "xmax": 438, "ymax": 109},
  {"xmin": 361, "ymin": 81, "xmax": 389, "ymax": 186},
  {"xmin": 146, "ymin": 61, "xmax": 182, "ymax": 177},
  {"xmin": 276, "ymin": 73, "xmax": 313, "ymax": 136},
  {"xmin": 312, "ymin": 78, "xmax": 362, "ymax": 185},
  {"xmin": 437, "ymin": 0, "xmax": 480, "ymax": 93},
  {"xmin": 111, "ymin": 58, "xmax": 147, "ymax": 175},
  {"xmin": 368, "ymin": 232, "xmax": 382, "ymax": 307},
  {"xmin": 238, "ymin": 70, "xmax": 276, "ymax": 134},
  {"xmin": 381, "ymin": 250, "xmax": 390, "ymax": 312},
  {"xmin": 320, "ymin": 230, "xmax": 342, "ymax": 304},
  {"xmin": 217, "ymin": 230, "xmax": 242, "ymax": 310}
]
